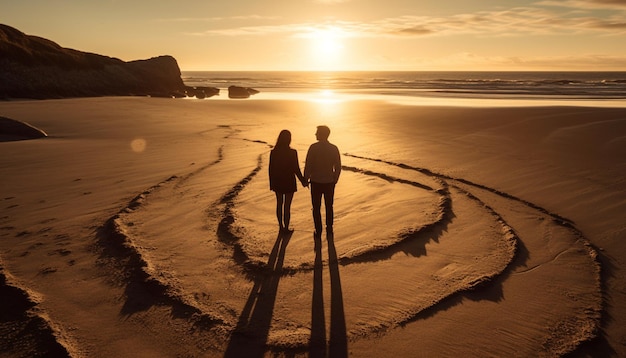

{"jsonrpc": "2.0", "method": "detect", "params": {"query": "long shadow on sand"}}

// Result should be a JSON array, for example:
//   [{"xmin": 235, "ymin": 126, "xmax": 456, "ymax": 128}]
[
  {"xmin": 224, "ymin": 231, "xmax": 292, "ymax": 358},
  {"xmin": 310, "ymin": 233, "xmax": 348, "ymax": 358}
]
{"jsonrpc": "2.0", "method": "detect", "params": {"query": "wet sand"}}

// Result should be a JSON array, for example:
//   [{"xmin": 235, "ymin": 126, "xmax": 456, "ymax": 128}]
[{"xmin": 0, "ymin": 97, "xmax": 624, "ymax": 357}]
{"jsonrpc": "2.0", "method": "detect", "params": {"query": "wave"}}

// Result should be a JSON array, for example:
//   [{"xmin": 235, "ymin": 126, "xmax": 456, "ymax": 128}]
[{"xmin": 181, "ymin": 71, "xmax": 626, "ymax": 99}]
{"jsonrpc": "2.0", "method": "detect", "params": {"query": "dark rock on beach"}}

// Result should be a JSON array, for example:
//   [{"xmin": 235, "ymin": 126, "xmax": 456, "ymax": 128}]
[
  {"xmin": 0, "ymin": 116, "xmax": 47, "ymax": 141},
  {"xmin": 228, "ymin": 85, "xmax": 260, "ymax": 99},
  {"xmin": 186, "ymin": 86, "xmax": 220, "ymax": 99},
  {"xmin": 0, "ymin": 24, "xmax": 186, "ymax": 99}
]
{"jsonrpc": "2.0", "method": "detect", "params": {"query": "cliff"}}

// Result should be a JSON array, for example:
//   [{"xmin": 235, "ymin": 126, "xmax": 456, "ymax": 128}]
[{"xmin": 0, "ymin": 24, "xmax": 186, "ymax": 99}]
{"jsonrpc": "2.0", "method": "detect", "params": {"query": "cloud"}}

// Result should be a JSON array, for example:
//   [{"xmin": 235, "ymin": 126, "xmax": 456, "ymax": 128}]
[
  {"xmin": 417, "ymin": 52, "xmax": 626, "ymax": 70},
  {"xmin": 157, "ymin": 15, "xmax": 280, "ymax": 23},
  {"xmin": 188, "ymin": 5, "xmax": 626, "ymax": 38},
  {"xmin": 592, "ymin": 0, "xmax": 626, "ymax": 5},
  {"xmin": 187, "ymin": 24, "xmax": 298, "ymax": 36},
  {"xmin": 501, "ymin": 54, "xmax": 626, "ymax": 69},
  {"xmin": 587, "ymin": 19, "xmax": 626, "ymax": 30},
  {"xmin": 395, "ymin": 27, "xmax": 434, "ymax": 36},
  {"xmin": 536, "ymin": 0, "xmax": 626, "ymax": 9},
  {"xmin": 363, "ymin": 7, "xmax": 626, "ymax": 37},
  {"xmin": 229, "ymin": 15, "xmax": 282, "ymax": 20},
  {"xmin": 313, "ymin": 0, "xmax": 351, "ymax": 3}
]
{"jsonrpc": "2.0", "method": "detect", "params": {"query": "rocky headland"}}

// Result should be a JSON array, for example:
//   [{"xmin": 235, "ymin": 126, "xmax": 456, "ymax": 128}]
[{"xmin": 0, "ymin": 24, "xmax": 189, "ymax": 99}]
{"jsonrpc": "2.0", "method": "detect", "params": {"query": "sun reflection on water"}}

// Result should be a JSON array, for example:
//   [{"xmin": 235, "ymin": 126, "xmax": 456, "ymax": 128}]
[
  {"xmin": 312, "ymin": 89, "xmax": 340, "ymax": 103},
  {"xmin": 309, "ymin": 90, "xmax": 346, "ymax": 120}
]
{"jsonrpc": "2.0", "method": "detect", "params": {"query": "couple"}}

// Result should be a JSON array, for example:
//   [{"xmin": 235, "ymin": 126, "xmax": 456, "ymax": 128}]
[{"xmin": 269, "ymin": 125, "xmax": 341, "ymax": 236}]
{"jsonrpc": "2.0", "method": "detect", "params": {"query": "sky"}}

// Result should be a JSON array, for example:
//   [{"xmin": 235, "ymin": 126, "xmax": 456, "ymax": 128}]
[{"xmin": 2, "ymin": 0, "xmax": 626, "ymax": 71}]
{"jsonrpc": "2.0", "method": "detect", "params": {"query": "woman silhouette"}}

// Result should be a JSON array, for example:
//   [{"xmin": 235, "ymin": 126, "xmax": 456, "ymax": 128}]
[{"xmin": 269, "ymin": 130, "xmax": 307, "ymax": 233}]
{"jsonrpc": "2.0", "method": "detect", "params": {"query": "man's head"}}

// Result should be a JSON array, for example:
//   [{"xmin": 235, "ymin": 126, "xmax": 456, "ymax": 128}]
[{"xmin": 315, "ymin": 125, "xmax": 331, "ymax": 141}]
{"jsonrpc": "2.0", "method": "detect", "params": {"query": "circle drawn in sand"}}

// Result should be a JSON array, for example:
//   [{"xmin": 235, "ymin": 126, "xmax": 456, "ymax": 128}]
[{"xmin": 106, "ymin": 135, "xmax": 603, "ymax": 357}]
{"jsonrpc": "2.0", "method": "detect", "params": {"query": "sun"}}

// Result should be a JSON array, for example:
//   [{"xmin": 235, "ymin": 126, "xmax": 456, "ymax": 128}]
[
  {"xmin": 312, "ymin": 30, "xmax": 343, "ymax": 57},
  {"xmin": 306, "ymin": 27, "xmax": 346, "ymax": 69}
]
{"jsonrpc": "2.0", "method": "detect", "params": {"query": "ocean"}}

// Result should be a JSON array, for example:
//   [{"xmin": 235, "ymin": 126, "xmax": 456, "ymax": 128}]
[{"xmin": 182, "ymin": 71, "xmax": 626, "ymax": 107}]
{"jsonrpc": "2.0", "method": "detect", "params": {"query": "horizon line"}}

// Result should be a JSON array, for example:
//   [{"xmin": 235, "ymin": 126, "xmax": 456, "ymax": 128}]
[{"xmin": 180, "ymin": 69, "xmax": 626, "ymax": 72}]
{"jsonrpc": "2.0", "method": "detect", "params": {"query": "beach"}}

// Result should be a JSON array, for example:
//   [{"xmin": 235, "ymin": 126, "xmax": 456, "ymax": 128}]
[{"xmin": 1, "ymin": 96, "xmax": 624, "ymax": 357}]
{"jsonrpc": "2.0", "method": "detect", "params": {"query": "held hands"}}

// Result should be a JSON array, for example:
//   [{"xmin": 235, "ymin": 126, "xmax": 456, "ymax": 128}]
[{"xmin": 300, "ymin": 178, "xmax": 309, "ymax": 188}]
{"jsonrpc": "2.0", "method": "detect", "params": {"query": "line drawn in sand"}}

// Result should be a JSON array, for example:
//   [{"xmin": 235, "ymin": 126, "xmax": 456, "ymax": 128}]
[{"xmin": 98, "ymin": 133, "xmax": 603, "ymax": 357}]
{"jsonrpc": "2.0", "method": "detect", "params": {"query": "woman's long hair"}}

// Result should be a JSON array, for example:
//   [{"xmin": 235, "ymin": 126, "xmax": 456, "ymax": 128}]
[{"xmin": 274, "ymin": 130, "xmax": 291, "ymax": 150}]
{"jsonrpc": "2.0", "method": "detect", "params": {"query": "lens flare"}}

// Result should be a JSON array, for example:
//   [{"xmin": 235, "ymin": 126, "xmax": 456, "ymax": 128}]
[{"xmin": 130, "ymin": 138, "xmax": 147, "ymax": 153}]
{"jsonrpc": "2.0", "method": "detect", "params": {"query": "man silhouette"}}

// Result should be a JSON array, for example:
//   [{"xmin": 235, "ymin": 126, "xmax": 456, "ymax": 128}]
[{"xmin": 304, "ymin": 125, "xmax": 341, "ymax": 235}]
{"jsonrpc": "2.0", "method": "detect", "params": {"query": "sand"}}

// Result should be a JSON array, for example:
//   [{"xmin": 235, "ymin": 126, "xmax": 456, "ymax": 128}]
[{"xmin": 0, "ymin": 96, "xmax": 624, "ymax": 357}]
